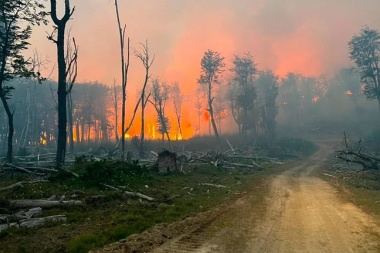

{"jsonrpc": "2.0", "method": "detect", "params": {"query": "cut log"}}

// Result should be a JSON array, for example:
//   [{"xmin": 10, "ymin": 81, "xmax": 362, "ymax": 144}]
[
  {"xmin": 14, "ymin": 207, "xmax": 42, "ymax": 220},
  {"xmin": 0, "ymin": 215, "xmax": 66, "ymax": 232},
  {"xmin": 200, "ymin": 183, "xmax": 227, "ymax": 188},
  {"xmin": 224, "ymin": 161, "xmax": 262, "ymax": 169},
  {"xmin": 3, "ymin": 163, "xmax": 45, "ymax": 176},
  {"xmin": 10, "ymin": 199, "xmax": 83, "ymax": 209},
  {"xmin": 225, "ymin": 138, "xmax": 235, "ymax": 154},
  {"xmin": 20, "ymin": 215, "xmax": 66, "ymax": 228},
  {"xmin": 0, "ymin": 180, "xmax": 49, "ymax": 192},
  {"xmin": 124, "ymin": 191, "xmax": 155, "ymax": 201},
  {"xmin": 102, "ymin": 184, "xmax": 122, "ymax": 191},
  {"xmin": 0, "ymin": 181, "xmax": 24, "ymax": 192}
]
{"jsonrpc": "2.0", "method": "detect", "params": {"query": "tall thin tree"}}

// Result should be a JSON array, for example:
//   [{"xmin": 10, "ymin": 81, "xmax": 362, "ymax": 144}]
[
  {"xmin": 49, "ymin": 0, "xmax": 77, "ymax": 165},
  {"xmin": 114, "ymin": 0, "xmax": 130, "ymax": 160},
  {"xmin": 134, "ymin": 41, "xmax": 154, "ymax": 155},
  {"xmin": 198, "ymin": 50, "xmax": 225, "ymax": 141}
]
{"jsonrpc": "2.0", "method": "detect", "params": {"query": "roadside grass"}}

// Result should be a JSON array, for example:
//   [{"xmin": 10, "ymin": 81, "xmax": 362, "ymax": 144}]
[
  {"xmin": 0, "ymin": 161, "xmax": 280, "ymax": 253},
  {"xmin": 0, "ymin": 136, "xmax": 315, "ymax": 253},
  {"xmin": 320, "ymin": 159, "xmax": 380, "ymax": 219}
]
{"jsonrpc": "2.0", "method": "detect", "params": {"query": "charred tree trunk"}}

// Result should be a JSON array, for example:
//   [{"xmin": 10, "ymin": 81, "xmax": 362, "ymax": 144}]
[
  {"xmin": 67, "ymin": 92, "xmax": 74, "ymax": 152},
  {"xmin": 50, "ymin": 0, "xmax": 74, "ymax": 166},
  {"xmin": 208, "ymin": 84, "xmax": 219, "ymax": 141},
  {"xmin": 0, "ymin": 94, "xmax": 13, "ymax": 162},
  {"xmin": 114, "ymin": 0, "xmax": 129, "ymax": 160},
  {"xmin": 112, "ymin": 80, "xmax": 119, "ymax": 142}
]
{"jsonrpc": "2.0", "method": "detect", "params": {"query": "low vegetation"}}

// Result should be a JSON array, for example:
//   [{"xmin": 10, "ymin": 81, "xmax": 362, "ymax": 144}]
[
  {"xmin": 0, "ymin": 136, "xmax": 316, "ymax": 253},
  {"xmin": 321, "ymin": 133, "xmax": 380, "ymax": 219}
]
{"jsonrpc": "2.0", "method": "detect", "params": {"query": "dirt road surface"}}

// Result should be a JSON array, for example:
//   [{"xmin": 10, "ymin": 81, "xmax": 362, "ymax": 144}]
[{"xmin": 151, "ymin": 140, "xmax": 380, "ymax": 253}]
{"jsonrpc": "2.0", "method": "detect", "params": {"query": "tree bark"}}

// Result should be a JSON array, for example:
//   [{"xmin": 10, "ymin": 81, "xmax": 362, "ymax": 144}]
[
  {"xmin": 67, "ymin": 92, "xmax": 74, "ymax": 152},
  {"xmin": 208, "ymin": 82, "xmax": 219, "ymax": 141},
  {"xmin": 0, "ymin": 94, "xmax": 13, "ymax": 163},
  {"xmin": 50, "ymin": 0, "xmax": 74, "ymax": 166},
  {"xmin": 114, "ymin": 0, "xmax": 129, "ymax": 160}
]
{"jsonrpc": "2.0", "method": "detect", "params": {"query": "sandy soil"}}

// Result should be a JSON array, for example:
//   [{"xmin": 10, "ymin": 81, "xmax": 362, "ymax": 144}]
[{"xmin": 96, "ymin": 140, "xmax": 380, "ymax": 253}]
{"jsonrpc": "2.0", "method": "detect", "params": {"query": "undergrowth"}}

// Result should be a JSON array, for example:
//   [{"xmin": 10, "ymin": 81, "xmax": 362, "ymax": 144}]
[{"xmin": 0, "ymin": 136, "xmax": 316, "ymax": 253}]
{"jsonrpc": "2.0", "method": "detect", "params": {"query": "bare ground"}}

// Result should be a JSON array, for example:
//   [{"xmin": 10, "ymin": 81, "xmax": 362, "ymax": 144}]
[{"xmin": 96, "ymin": 140, "xmax": 380, "ymax": 253}]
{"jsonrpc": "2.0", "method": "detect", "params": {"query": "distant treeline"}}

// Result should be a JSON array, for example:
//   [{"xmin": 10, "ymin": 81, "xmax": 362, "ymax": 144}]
[{"xmin": 0, "ymin": 69, "xmax": 378, "ymax": 153}]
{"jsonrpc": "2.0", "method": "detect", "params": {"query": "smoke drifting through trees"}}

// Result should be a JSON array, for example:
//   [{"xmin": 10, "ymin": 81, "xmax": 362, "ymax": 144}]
[
  {"xmin": 1, "ymin": 2, "xmax": 380, "ymax": 161},
  {"xmin": 0, "ymin": 0, "xmax": 48, "ymax": 163}
]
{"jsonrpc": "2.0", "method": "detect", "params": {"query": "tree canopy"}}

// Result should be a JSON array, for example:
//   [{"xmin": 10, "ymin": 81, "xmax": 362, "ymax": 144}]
[{"xmin": 348, "ymin": 27, "xmax": 380, "ymax": 104}]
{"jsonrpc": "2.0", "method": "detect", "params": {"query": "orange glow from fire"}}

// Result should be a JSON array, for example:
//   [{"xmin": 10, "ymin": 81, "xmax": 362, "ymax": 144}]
[
  {"xmin": 346, "ymin": 90, "xmax": 353, "ymax": 96},
  {"xmin": 312, "ymin": 96, "xmax": 320, "ymax": 103}
]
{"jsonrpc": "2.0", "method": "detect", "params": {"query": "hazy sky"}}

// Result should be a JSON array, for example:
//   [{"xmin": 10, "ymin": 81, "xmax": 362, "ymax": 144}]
[
  {"xmin": 26, "ymin": 0, "xmax": 380, "ymax": 136},
  {"xmin": 30, "ymin": 0, "xmax": 380, "ymax": 94}
]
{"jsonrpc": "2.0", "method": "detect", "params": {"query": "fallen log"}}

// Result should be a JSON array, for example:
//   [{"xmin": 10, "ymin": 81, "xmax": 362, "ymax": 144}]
[
  {"xmin": 224, "ymin": 161, "xmax": 262, "ymax": 169},
  {"xmin": 14, "ymin": 207, "xmax": 42, "ymax": 220},
  {"xmin": 0, "ymin": 207, "xmax": 43, "ymax": 223},
  {"xmin": 20, "ymin": 215, "xmax": 66, "ymax": 228},
  {"xmin": 10, "ymin": 199, "xmax": 83, "ymax": 209},
  {"xmin": 200, "ymin": 183, "xmax": 227, "ymax": 188},
  {"xmin": 225, "ymin": 138, "xmax": 235, "ymax": 154},
  {"xmin": 3, "ymin": 163, "xmax": 45, "ymax": 176},
  {"xmin": 0, "ymin": 215, "xmax": 66, "ymax": 232},
  {"xmin": 0, "ymin": 181, "xmax": 24, "ymax": 192},
  {"xmin": 124, "ymin": 191, "xmax": 155, "ymax": 201},
  {"xmin": 102, "ymin": 183, "xmax": 122, "ymax": 191},
  {"xmin": 0, "ymin": 180, "xmax": 49, "ymax": 192}
]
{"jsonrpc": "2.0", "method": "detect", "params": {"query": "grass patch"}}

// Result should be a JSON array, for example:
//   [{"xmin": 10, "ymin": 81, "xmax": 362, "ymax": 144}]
[
  {"xmin": 0, "ymin": 135, "xmax": 316, "ymax": 253},
  {"xmin": 320, "ymin": 164, "xmax": 380, "ymax": 219},
  {"xmin": 0, "ymin": 159, "xmax": 283, "ymax": 253}
]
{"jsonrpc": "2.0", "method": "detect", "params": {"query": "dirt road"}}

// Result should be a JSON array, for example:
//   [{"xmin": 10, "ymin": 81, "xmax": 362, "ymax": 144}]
[{"xmin": 152, "ymin": 141, "xmax": 380, "ymax": 253}]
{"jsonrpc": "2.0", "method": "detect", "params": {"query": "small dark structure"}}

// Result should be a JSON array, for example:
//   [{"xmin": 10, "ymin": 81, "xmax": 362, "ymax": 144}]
[{"xmin": 157, "ymin": 150, "xmax": 177, "ymax": 174}]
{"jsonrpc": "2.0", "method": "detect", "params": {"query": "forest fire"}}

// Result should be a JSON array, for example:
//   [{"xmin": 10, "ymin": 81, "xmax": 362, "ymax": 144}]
[{"xmin": 346, "ymin": 90, "xmax": 353, "ymax": 96}]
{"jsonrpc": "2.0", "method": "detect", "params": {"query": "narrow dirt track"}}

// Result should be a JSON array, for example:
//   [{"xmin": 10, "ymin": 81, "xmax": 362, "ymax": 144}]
[{"xmin": 152, "ymin": 140, "xmax": 380, "ymax": 253}]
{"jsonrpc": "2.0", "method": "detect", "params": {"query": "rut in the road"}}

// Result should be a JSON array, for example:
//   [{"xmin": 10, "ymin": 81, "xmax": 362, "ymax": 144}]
[{"xmin": 153, "ymin": 142, "xmax": 380, "ymax": 253}]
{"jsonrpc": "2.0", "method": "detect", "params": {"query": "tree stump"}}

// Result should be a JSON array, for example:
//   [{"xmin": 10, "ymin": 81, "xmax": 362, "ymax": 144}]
[{"xmin": 157, "ymin": 150, "xmax": 177, "ymax": 174}]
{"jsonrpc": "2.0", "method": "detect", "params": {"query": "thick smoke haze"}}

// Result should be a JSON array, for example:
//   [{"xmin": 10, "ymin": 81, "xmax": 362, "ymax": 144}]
[
  {"xmin": 31, "ymin": 0, "xmax": 380, "ymax": 88},
  {"xmin": 27, "ymin": 0, "xmax": 380, "ymax": 136}
]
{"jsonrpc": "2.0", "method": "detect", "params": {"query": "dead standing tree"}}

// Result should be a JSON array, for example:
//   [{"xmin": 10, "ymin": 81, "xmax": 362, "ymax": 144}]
[
  {"xmin": 114, "ymin": 0, "xmax": 130, "ymax": 160},
  {"xmin": 49, "ymin": 0, "xmax": 77, "ymax": 166},
  {"xmin": 171, "ymin": 82, "xmax": 183, "ymax": 140},
  {"xmin": 149, "ymin": 79, "xmax": 173, "ymax": 151},
  {"xmin": 112, "ymin": 79, "xmax": 119, "ymax": 142},
  {"xmin": 66, "ymin": 32, "xmax": 78, "ymax": 153},
  {"xmin": 134, "ymin": 41, "xmax": 154, "ymax": 156}
]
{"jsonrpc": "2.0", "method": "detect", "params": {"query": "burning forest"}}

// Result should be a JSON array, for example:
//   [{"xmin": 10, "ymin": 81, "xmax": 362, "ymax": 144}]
[{"xmin": 1, "ymin": 0, "xmax": 380, "ymax": 253}]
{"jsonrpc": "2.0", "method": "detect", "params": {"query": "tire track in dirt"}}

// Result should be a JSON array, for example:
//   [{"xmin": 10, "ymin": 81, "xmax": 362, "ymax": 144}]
[{"xmin": 153, "ymin": 140, "xmax": 380, "ymax": 253}]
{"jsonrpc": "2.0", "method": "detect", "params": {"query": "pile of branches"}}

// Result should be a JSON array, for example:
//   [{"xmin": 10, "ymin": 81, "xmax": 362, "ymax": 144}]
[{"xmin": 336, "ymin": 132, "xmax": 380, "ymax": 171}]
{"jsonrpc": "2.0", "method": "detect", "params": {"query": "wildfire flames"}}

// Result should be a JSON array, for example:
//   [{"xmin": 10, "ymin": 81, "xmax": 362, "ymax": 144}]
[{"xmin": 346, "ymin": 90, "xmax": 353, "ymax": 96}]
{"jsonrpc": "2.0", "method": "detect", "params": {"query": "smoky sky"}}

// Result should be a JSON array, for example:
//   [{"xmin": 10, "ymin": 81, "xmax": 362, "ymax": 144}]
[{"xmin": 30, "ymin": 0, "xmax": 380, "ymax": 95}]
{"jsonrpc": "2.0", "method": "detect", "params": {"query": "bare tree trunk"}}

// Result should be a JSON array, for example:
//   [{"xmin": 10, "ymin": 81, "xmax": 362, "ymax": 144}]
[
  {"xmin": 136, "ymin": 43, "xmax": 152, "ymax": 156},
  {"xmin": 0, "ymin": 95, "xmax": 13, "ymax": 162},
  {"xmin": 114, "ymin": 0, "xmax": 129, "ymax": 160},
  {"xmin": 50, "ymin": 0, "xmax": 75, "ymax": 166},
  {"xmin": 140, "ymin": 90, "xmax": 145, "ymax": 154},
  {"xmin": 112, "ymin": 80, "xmax": 119, "ymax": 142},
  {"xmin": 75, "ymin": 120, "xmax": 80, "ymax": 144},
  {"xmin": 208, "ymin": 84, "xmax": 219, "ymax": 141},
  {"xmin": 67, "ymin": 92, "xmax": 74, "ymax": 152},
  {"xmin": 19, "ymin": 87, "xmax": 31, "ymax": 149}
]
